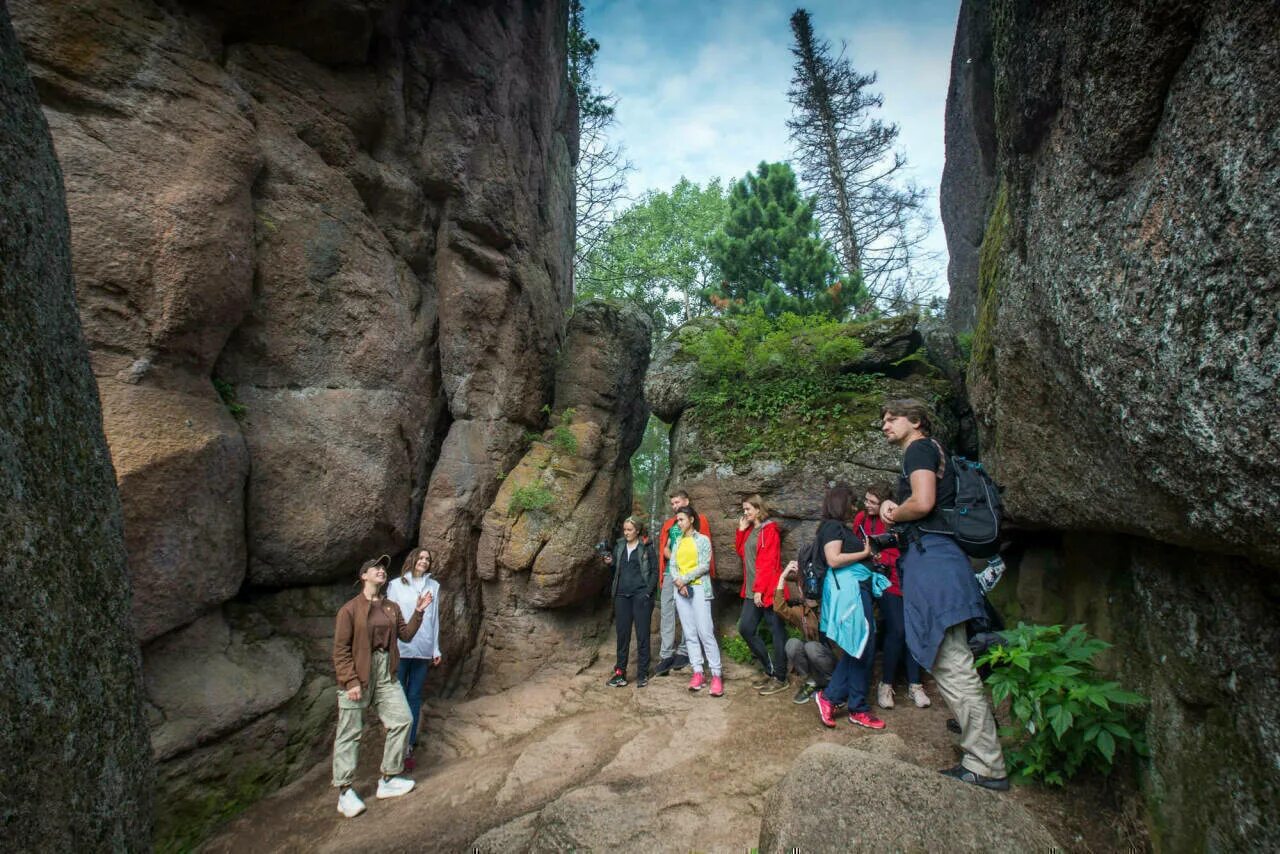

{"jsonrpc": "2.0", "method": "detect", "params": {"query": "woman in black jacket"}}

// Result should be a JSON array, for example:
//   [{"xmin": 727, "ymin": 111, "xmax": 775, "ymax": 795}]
[{"xmin": 601, "ymin": 516, "xmax": 658, "ymax": 688}]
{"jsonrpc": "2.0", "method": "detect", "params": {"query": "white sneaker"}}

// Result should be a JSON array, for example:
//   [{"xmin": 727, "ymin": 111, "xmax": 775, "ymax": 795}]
[
  {"xmin": 376, "ymin": 775, "xmax": 416, "ymax": 799},
  {"xmin": 909, "ymin": 683, "xmax": 932, "ymax": 708},
  {"xmin": 337, "ymin": 788, "xmax": 366, "ymax": 818},
  {"xmin": 877, "ymin": 682, "xmax": 895, "ymax": 709}
]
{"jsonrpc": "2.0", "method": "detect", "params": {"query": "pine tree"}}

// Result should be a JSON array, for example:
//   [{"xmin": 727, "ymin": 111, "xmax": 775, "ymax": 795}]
[
  {"xmin": 709, "ymin": 162, "xmax": 849, "ymax": 318},
  {"xmin": 787, "ymin": 8, "xmax": 929, "ymax": 310}
]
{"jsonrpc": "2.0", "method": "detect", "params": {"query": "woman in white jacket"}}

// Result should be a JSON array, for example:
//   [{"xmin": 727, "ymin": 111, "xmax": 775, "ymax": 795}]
[
  {"xmin": 387, "ymin": 547, "xmax": 441, "ymax": 772},
  {"xmin": 670, "ymin": 506, "xmax": 723, "ymax": 697}
]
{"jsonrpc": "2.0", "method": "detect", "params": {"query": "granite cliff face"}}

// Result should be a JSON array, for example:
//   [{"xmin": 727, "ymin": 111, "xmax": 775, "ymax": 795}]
[
  {"xmin": 942, "ymin": 0, "xmax": 1280, "ymax": 848},
  {"xmin": 10, "ymin": 0, "xmax": 588, "ymax": 846},
  {"xmin": 0, "ymin": 9, "xmax": 152, "ymax": 846}
]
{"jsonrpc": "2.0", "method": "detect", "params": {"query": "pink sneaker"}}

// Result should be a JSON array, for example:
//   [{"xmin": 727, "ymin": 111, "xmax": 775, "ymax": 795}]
[
  {"xmin": 688, "ymin": 671, "xmax": 705, "ymax": 692},
  {"xmin": 815, "ymin": 690, "xmax": 837, "ymax": 728},
  {"xmin": 709, "ymin": 675, "xmax": 724, "ymax": 697},
  {"xmin": 850, "ymin": 710, "xmax": 887, "ymax": 730}
]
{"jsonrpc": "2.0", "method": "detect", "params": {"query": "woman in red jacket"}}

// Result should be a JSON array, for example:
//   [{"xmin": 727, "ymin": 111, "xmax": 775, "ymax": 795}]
[{"xmin": 735, "ymin": 494, "xmax": 788, "ymax": 695}]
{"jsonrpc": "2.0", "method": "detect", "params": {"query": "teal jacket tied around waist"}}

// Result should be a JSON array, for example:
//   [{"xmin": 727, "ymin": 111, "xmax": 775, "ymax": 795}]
[{"xmin": 819, "ymin": 563, "xmax": 891, "ymax": 657}]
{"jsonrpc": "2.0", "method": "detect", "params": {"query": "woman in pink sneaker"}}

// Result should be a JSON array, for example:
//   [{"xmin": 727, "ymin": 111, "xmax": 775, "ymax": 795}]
[{"xmin": 670, "ymin": 506, "xmax": 724, "ymax": 697}]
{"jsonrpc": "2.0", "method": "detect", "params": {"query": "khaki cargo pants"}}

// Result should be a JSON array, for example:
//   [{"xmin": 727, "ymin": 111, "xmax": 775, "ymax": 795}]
[
  {"xmin": 332, "ymin": 649, "xmax": 412, "ymax": 787},
  {"xmin": 931, "ymin": 623, "xmax": 1008, "ymax": 778}
]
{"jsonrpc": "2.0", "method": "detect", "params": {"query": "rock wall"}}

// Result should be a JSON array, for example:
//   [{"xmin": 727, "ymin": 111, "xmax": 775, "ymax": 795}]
[
  {"xmin": 0, "ymin": 8, "xmax": 152, "ymax": 847},
  {"xmin": 11, "ymin": 0, "xmax": 578, "ymax": 846},
  {"xmin": 942, "ymin": 0, "xmax": 1280, "ymax": 848}
]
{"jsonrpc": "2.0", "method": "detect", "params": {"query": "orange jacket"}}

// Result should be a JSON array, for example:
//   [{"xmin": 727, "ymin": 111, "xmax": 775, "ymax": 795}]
[{"xmin": 657, "ymin": 513, "xmax": 715, "ymax": 585}]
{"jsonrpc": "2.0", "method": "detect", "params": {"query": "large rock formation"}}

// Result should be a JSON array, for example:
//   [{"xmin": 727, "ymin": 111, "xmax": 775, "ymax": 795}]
[
  {"xmin": 646, "ymin": 313, "xmax": 969, "ymax": 580},
  {"xmin": 0, "ymin": 8, "xmax": 152, "ymax": 847},
  {"xmin": 942, "ymin": 0, "xmax": 1280, "ymax": 848},
  {"xmin": 10, "ymin": 0, "xmax": 576, "ymax": 844}
]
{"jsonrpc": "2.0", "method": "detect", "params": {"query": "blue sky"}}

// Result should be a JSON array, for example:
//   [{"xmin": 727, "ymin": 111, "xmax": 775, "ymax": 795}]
[{"xmin": 587, "ymin": 0, "xmax": 961, "ymax": 296}]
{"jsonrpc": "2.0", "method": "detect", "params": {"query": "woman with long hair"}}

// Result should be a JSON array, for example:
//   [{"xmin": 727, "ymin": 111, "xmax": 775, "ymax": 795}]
[
  {"xmin": 735, "ymin": 494, "xmax": 788, "ymax": 695},
  {"xmin": 670, "ymin": 505, "xmax": 724, "ymax": 697},
  {"xmin": 601, "ymin": 516, "xmax": 659, "ymax": 687},
  {"xmin": 386, "ymin": 547, "xmax": 442, "ymax": 773},
  {"xmin": 813, "ymin": 484, "xmax": 890, "ymax": 730},
  {"xmin": 331, "ymin": 554, "xmax": 432, "ymax": 818},
  {"xmin": 855, "ymin": 484, "xmax": 930, "ymax": 710}
]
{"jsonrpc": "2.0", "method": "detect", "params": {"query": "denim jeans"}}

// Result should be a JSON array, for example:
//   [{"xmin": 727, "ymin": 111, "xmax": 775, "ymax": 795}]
[
  {"xmin": 821, "ymin": 582, "xmax": 875, "ymax": 713},
  {"xmin": 396, "ymin": 657, "xmax": 431, "ymax": 747},
  {"xmin": 879, "ymin": 592, "xmax": 920, "ymax": 685}
]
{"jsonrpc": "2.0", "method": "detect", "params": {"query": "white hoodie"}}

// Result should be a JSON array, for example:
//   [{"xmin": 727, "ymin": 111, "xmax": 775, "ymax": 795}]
[{"xmin": 387, "ymin": 572, "xmax": 441, "ymax": 659}]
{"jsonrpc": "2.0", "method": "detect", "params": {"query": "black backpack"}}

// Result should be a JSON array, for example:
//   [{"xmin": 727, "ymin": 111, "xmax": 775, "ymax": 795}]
[
  {"xmin": 797, "ymin": 528, "xmax": 840, "ymax": 603},
  {"xmin": 913, "ymin": 441, "xmax": 1004, "ymax": 558}
]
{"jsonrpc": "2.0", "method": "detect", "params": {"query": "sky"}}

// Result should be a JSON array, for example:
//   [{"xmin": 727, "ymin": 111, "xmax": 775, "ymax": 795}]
[{"xmin": 587, "ymin": 0, "xmax": 962, "ymax": 297}]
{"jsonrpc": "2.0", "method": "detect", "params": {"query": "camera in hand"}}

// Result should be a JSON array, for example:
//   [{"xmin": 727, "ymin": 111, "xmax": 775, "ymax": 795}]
[
  {"xmin": 865, "ymin": 530, "xmax": 902, "ymax": 554},
  {"xmin": 594, "ymin": 541, "xmax": 611, "ymax": 557}
]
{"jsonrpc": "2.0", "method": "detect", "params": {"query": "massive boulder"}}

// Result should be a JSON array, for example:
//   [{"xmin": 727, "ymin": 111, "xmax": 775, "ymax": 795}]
[
  {"xmin": 759, "ymin": 743, "xmax": 1059, "ymax": 852},
  {"xmin": 0, "ymin": 8, "xmax": 152, "ymax": 847},
  {"xmin": 474, "ymin": 301, "xmax": 652, "ymax": 690},
  {"xmin": 646, "ymin": 313, "xmax": 966, "ymax": 582},
  {"xmin": 942, "ymin": 0, "xmax": 1280, "ymax": 848},
  {"xmin": 10, "ymin": 0, "xmax": 576, "ymax": 840}
]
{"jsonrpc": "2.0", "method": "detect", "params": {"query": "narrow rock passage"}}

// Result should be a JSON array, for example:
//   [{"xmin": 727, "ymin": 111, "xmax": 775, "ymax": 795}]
[{"xmin": 201, "ymin": 649, "xmax": 1142, "ymax": 852}]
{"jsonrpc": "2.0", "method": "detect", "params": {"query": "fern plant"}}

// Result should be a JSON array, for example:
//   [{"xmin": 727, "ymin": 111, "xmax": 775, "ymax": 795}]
[{"xmin": 977, "ymin": 623, "xmax": 1148, "ymax": 785}]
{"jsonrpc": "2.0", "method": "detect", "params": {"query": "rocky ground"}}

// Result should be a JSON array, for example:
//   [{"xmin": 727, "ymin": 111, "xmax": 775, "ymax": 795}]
[{"xmin": 201, "ymin": 632, "xmax": 1147, "ymax": 853}]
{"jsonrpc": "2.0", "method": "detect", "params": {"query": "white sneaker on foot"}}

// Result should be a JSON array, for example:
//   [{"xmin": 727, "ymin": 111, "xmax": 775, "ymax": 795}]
[
  {"xmin": 909, "ymin": 683, "xmax": 931, "ymax": 708},
  {"xmin": 877, "ymin": 682, "xmax": 895, "ymax": 709},
  {"xmin": 376, "ymin": 775, "xmax": 416, "ymax": 799},
  {"xmin": 337, "ymin": 788, "xmax": 366, "ymax": 817}
]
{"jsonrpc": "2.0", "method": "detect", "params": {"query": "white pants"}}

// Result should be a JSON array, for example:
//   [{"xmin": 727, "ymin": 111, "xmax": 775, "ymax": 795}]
[{"xmin": 674, "ymin": 590, "xmax": 721, "ymax": 676}]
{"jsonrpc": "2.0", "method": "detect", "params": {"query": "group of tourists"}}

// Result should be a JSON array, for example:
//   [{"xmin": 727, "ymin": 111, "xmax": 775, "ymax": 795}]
[
  {"xmin": 326, "ymin": 395, "xmax": 1007, "ymax": 819},
  {"xmin": 600, "ymin": 396, "xmax": 1008, "ymax": 790}
]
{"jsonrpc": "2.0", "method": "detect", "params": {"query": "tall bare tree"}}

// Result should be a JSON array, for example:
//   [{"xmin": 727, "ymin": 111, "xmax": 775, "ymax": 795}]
[
  {"xmin": 569, "ymin": 0, "xmax": 631, "ymax": 269},
  {"xmin": 787, "ymin": 8, "xmax": 933, "ymax": 310}
]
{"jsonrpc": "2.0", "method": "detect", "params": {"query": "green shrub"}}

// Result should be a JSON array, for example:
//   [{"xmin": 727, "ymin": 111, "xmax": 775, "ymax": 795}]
[
  {"xmin": 212, "ymin": 377, "xmax": 247, "ymax": 420},
  {"xmin": 977, "ymin": 623, "xmax": 1148, "ymax": 786},
  {"xmin": 508, "ymin": 483, "xmax": 555, "ymax": 514},
  {"xmin": 550, "ymin": 407, "xmax": 578, "ymax": 455},
  {"xmin": 722, "ymin": 621, "xmax": 802, "ymax": 666}
]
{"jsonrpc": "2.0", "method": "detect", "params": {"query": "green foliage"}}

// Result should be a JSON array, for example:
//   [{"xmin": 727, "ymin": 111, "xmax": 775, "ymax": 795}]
[
  {"xmin": 212, "ymin": 377, "xmax": 247, "ymax": 420},
  {"xmin": 550, "ymin": 407, "xmax": 579, "ymax": 455},
  {"xmin": 568, "ymin": 0, "xmax": 611, "ymax": 122},
  {"xmin": 709, "ymin": 161, "xmax": 854, "ymax": 318},
  {"xmin": 631, "ymin": 414, "xmax": 672, "ymax": 521},
  {"xmin": 956, "ymin": 330, "xmax": 974, "ymax": 366},
  {"xmin": 723, "ymin": 621, "xmax": 803, "ymax": 665},
  {"xmin": 577, "ymin": 178, "xmax": 730, "ymax": 335},
  {"xmin": 978, "ymin": 623, "xmax": 1149, "ymax": 786},
  {"xmin": 676, "ymin": 310, "xmax": 882, "ymax": 465},
  {"xmin": 508, "ymin": 483, "xmax": 555, "ymax": 515}
]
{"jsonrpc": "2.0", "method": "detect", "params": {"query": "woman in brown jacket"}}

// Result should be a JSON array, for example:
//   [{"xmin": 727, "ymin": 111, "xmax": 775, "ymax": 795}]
[{"xmin": 332, "ymin": 554, "xmax": 432, "ymax": 818}]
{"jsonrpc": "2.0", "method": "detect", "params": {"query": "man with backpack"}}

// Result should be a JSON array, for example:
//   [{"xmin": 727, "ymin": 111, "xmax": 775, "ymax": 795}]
[
  {"xmin": 654, "ymin": 490, "xmax": 715, "ymax": 676},
  {"xmin": 878, "ymin": 398, "xmax": 1009, "ymax": 791}
]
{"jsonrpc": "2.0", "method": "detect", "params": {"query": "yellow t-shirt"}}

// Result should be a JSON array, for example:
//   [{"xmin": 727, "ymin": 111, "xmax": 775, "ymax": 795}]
[{"xmin": 676, "ymin": 535, "xmax": 701, "ymax": 585}]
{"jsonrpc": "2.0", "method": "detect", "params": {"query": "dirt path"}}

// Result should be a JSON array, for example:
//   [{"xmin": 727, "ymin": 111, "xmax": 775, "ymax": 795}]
[{"xmin": 201, "ymin": 651, "xmax": 1145, "ymax": 852}]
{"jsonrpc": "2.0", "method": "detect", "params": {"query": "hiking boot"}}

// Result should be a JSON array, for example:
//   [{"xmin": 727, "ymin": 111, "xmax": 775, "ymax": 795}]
[
  {"xmin": 877, "ymin": 682, "xmax": 895, "ymax": 709},
  {"xmin": 709, "ymin": 675, "xmax": 724, "ymax": 697},
  {"xmin": 672, "ymin": 653, "xmax": 691, "ymax": 671},
  {"xmin": 654, "ymin": 656, "xmax": 676, "ymax": 676},
  {"xmin": 688, "ymin": 671, "xmax": 706, "ymax": 692},
  {"xmin": 759, "ymin": 677, "xmax": 790, "ymax": 696},
  {"xmin": 376, "ymin": 776, "xmax": 416, "ymax": 799},
  {"xmin": 637, "ymin": 674, "xmax": 649, "ymax": 688},
  {"xmin": 940, "ymin": 764, "xmax": 1010, "ymax": 791},
  {"xmin": 607, "ymin": 668, "xmax": 627, "ymax": 688},
  {"xmin": 751, "ymin": 672, "xmax": 775, "ymax": 690},
  {"xmin": 337, "ymin": 788, "xmax": 366, "ymax": 818},
  {"xmin": 815, "ymin": 690, "xmax": 837, "ymax": 728},
  {"xmin": 793, "ymin": 681, "xmax": 818, "ymax": 704},
  {"xmin": 849, "ymin": 710, "xmax": 887, "ymax": 730},
  {"xmin": 403, "ymin": 749, "xmax": 416, "ymax": 773},
  {"xmin": 909, "ymin": 683, "xmax": 931, "ymax": 708}
]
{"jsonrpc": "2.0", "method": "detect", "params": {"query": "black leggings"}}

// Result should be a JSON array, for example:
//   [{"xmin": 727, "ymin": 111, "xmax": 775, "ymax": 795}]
[
  {"xmin": 615, "ymin": 593, "xmax": 653, "ymax": 675},
  {"xmin": 738, "ymin": 599, "xmax": 788, "ymax": 678}
]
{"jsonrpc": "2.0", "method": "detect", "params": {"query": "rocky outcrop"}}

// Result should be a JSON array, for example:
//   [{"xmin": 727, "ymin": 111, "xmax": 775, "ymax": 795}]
[
  {"xmin": 646, "ymin": 314, "xmax": 966, "ymax": 582},
  {"xmin": 474, "ymin": 301, "xmax": 652, "ymax": 691},
  {"xmin": 942, "ymin": 0, "xmax": 1280, "ymax": 848},
  {"xmin": 0, "ymin": 8, "xmax": 152, "ymax": 847},
  {"xmin": 10, "ymin": 0, "xmax": 576, "ymax": 843},
  {"xmin": 759, "ymin": 743, "xmax": 1059, "ymax": 852}
]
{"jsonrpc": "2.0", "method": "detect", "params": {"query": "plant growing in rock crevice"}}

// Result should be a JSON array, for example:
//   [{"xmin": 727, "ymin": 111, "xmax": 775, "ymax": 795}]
[
  {"xmin": 508, "ymin": 483, "xmax": 555, "ymax": 514},
  {"xmin": 977, "ymin": 622, "xmax": 1148, "ymax": 786}
]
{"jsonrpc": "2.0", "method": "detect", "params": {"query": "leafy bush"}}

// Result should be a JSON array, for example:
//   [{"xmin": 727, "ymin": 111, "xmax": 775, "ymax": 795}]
[
  {"xmin": 508, "ymin": 483, "xmax": 555, "ymax": 514},
  {"xmin": 212, "ymin": 377, "xmax": 247, "ymax": 420},
  {"xmin": 550, "ymin": 407, "xmax": 579, "ymax": 455},
  {"xmin": 977, "ymin": 623, "xmax": 1148, "ymax": 786},
  {"xmin": 722, "ymin": 620, "xmax": 803, "ymax": 666},
  {"xmin": 682, "ymin": 309, "xmax": 864, "ymax": 384}
]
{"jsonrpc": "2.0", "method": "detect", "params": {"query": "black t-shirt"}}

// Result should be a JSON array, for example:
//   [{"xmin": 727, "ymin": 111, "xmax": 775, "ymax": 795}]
[
  {"xmin": 897, "ymin": 437, "xmax": 956, "ymax": 512},
  {"xmin": 818, "ymin": 519, "xmax": 861, "ymax": 557}
]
